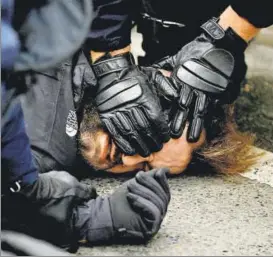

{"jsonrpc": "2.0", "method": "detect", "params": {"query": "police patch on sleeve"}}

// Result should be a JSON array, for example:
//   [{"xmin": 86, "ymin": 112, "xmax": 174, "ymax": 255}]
[{"xmin": 66, "ymin": 110, "xmax": 78, "ymax": 137}]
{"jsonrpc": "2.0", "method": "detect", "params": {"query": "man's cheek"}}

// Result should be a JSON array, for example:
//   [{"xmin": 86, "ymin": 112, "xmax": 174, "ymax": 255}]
[{"xmin": 150, "ymin": 154, "xmax": 192, "ymax": 174}]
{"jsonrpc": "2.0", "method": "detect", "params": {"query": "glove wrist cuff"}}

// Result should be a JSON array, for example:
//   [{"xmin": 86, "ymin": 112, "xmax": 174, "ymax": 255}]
[
  {"xmin": 92, "ymin": 52, "xmax": 135, "ymax": 79},
  {"xmin": 201, "ymin": 18, "xmax": 225, "ymax": 40},
  {"xmin": 201, "ymin": 18, "xmax": 248, "ymax": 53}
]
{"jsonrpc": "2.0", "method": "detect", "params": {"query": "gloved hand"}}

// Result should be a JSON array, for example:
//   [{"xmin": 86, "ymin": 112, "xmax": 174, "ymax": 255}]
[
  {"xmin": 110, "ymin": 168, "xmax": 170, "ymax": 242},
  {"xmin": 2, "ymin": 171, "xmax": 96, "ymax": 252},
  {"xmin": 89, "ymin": 52, "xmax": 170, "ymax": 157},
  {"xmin": 153, "ymin": 17, "xmax": 247, "ymax": 142},
  {"xmin": 75, "ymin": 168, "xmax": 171, "ymax": 244},
  {"xmin": 139, "ymin": 66, "xmax": 178, "ymax": 115}
]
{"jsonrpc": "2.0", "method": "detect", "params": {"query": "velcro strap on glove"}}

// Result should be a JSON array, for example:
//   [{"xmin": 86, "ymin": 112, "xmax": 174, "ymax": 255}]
[
  {"xmin": 92, "ymin": 53, "xmax": 135, "ymax": 79},
  {"xmin": 201, "ymin": 18, "xmax": 248, "ymax": 52},
  {"xmin": 201, "ymin": 18, "xmax": 225, "ymax": 40}
]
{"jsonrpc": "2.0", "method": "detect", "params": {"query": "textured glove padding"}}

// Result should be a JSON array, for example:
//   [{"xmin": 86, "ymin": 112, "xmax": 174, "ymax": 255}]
[
  {"xmin": 2, "ymin": 171, "xmax": 96, "ymax": 251},
  {"xmin": 90, "ymin": 52, "xmax": 170, "ymax": 157},
  {"xmin": 109, "ymin": 168, "xmax": 170, "ymax": 243},
  {"xmin": 154, "ymin": 18, "xmax": 247, "ymax": 142},
  {"xmin": 140, "ymin": 66, "xmax": 178, "ymax": 117}
]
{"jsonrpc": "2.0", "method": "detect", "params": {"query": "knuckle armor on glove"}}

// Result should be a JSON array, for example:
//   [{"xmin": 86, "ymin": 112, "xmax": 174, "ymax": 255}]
[
  {"xmin": 154, "ymin": 17, "xmax": 247, "ymax": 142},
  {"xmin": 90, "ymin": 52, "xmax": 170, "ymax": 157},
  {"xmin": 173, "ymin": 18, "xmax": 247, "ymax": 103}
]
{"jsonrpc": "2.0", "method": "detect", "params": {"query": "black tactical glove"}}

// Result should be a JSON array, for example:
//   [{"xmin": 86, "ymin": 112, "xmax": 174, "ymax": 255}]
[
  {"xmin": 75, "ymin": 168, "xmax": 170, "ymax": 244},
  {"xmin": 2, "ymin": 171, "xmax": 96, "ymax": 252},
  {"xmin": 89, "ymin": 52, "xmax": 170, "ymax": 157},
  {"xmin": 154, "ymin": 18, "xmax": 247, "ymax": 142},
  {"xmin": 140, "ymin": 66, "xmax": 178, "ymax": 115}
]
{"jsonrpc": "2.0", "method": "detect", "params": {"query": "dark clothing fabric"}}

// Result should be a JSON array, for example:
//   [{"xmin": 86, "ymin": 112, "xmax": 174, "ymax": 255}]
[
  {"xmin": 231, "ymin": 1, "xmax": 273, "ymax": 28},
  {"xmin": 138, "ymin": 0, "xmax": 273, "ymax": 65},
  {"xmin": 12, "ymin": 0, "xmax": 93, "ymax": 72},
  {"xmin": 2, "ymin": 0, "xmax": 38, "ymax": 187},
  {"xmin": 1, "ymin": 0, "xmax": 94, "ymax": 189},
  {"xmin": 4, "ymin": 52, "xmax": 114, "ymax": 246},
  {"xmin": 1, "ymin": 231, "xmax": 67, "ymax": 256},
  {"xmin": 1, "ymin": 85, "xmax": 38, "ymax": 190},
  {"xmin": 137, "ymin": 0, "xmax": 230, "ymax": 64},
  {"xmin": 87, "ymin": 0, "xmax": 273, "ymax": 54},
  {"xmin": 86, "ymin": 0, "xmax": 134, "ymax": 51},
  {"xmin": 19, "ymin": 51, "xmax": 96, "ymax": 174}
]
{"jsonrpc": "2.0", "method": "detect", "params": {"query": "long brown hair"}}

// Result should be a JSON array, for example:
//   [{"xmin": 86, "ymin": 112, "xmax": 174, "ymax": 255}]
[{"xmin": 192, "ymin": 104, "xmax": 260, "ymax": 175}]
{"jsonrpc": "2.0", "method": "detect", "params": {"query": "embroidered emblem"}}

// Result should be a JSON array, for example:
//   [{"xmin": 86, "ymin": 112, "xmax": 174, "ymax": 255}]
[{"xmin": 66, "ymin": 110, "xmax": 78, "ymax": 137}]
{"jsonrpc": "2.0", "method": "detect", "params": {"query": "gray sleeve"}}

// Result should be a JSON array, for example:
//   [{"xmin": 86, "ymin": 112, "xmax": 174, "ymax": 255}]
[{"xmin": 75, "ymin": 196, "xmax": 114, "ymax": 244}]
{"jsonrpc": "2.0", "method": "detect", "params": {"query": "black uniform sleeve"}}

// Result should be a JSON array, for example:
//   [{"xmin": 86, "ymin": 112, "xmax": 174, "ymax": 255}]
[
  {"xmin": 20, "ymin": 52, "xmax": 93, "ymax": 174},
  {"xmin": 86, "ymin": 0, "xmax": 133, "ymax": 51},
  {"xmin": 231, "ymin": 1, "xmax": 273, "ymax": 28},
  {"xmin": 75, "ymin": 196, "xmax": 114, "ymax": 243}
]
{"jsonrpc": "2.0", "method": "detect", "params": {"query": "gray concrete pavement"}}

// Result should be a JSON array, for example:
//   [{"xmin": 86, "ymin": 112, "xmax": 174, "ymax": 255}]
[
  {"xmin": 242, "ymin": 148, "xmax": 273, "ymax": 187},
  {"xmin": 245, "ymin": 26, "xmax": 273, "ymax": 80},
  {"xmin": 78, "ymin": 172, "xmax": 273, "ymax": 256}
]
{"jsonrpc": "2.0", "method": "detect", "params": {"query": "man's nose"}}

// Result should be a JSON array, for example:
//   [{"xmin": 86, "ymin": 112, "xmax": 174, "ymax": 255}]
[{"xmin": 122, "ymin": 154, "xmax": 154, "ymax": 166}]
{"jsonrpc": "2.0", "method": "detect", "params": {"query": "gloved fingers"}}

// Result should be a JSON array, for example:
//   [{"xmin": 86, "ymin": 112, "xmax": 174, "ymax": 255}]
[
  {"xmin": 140, "ymin": 168, "xmax": 170, "ymax": 200},
  {"xmin": 151, "ymin": 116, "xmax": 170, "ymax": 144},
  {"xmin": 145, "ymin": 168, "xmax": 170, "ymax": 203},
  {"xmin": 74, "ymin": 183, "xmax": 98, "ymax": 201},
  {"xmin": 127, "ymin": 193, "xmax": 161, "ymax": 222},
  {"xmin": 170, "ymin": 108, "xmax": 188, "ymax": 139},
  {"xmin": 152, "ymin": 56, "xmax": 175, "ymax": 70},
  {"xmin": 154, "ymin": 168, "xmax": 171, "ymax": 203},
  {"xmin": 187, "ymin": 115, "xmax": 204, "ymax": 143},
  {"xmin": 144, "ymin": 105, "xmax": 170, "ymax": 144},
  {"xmin": 114, "ymin": 111, "xmax": 152, "ymax": 157},
  {"xmin": 170, "ymin": 83, "xmax": 194, "ymax": 138},
  {"xmin": 136, "ymin": 171, "xmax": 169, "ymax": 207},
  {"xmin": 130, "ymin": 108, "xmax": 163, "ymax": 155},
  {"xmin": 187, "ymin": 91, "xmax": 208, "ymax": 142},
  {"xmin": 42, "ymin": 171, "xmax": 96, "ymax": 201},
  {"xmin": 127, "ymin": 180, "xmax": 166, "ymax": 215},
  {"xmin": 103, "ymin": 118, "xmax": 136, "ymax": 156},
  {"xmin": 153, "ymin": 72, "xmax": 178, "ymax": 102}
]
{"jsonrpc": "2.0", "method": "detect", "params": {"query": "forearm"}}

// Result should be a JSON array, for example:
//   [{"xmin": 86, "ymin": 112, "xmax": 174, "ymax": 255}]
[
  {"xmin": 90, "ymin": 45, "xmax": 131, "ymax": 63},
  {"xmin": 75, "ymin": 197, "xmax": 114, "ymax": 244},
  {"xmin": 218, "ymin": 6, "xmax": 260, "ymax": 42},
  {"xmin": 86, "ymin": 0, "xmax": 132, "ymax": 53}
]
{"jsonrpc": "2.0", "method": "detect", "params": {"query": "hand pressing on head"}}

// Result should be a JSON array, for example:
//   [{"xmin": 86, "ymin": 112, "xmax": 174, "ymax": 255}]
[{"xmin": 144, "ymin": 18, "xmax": 247, "ymax": 143}]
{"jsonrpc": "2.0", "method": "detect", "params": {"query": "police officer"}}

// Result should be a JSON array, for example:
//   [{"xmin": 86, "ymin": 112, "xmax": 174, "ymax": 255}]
[
  {"xmin": 1, "ymin": 0, "xmax": 171, "ymax": 254},
  {"xmin": 1, "ymin": 0, "xmax": 94, "ymax": 252},
  {"xmin": 86, "ymin": 0, "xmax": 273, "ymax": 147}
]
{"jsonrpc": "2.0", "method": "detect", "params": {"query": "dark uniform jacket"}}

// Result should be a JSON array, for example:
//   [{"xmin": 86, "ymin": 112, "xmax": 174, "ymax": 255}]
[
  {"xmin": 87, "ymin": 0, "xmax": 273, "ymax": 64},
  {"xmin": 10, "ymin": 53, "xmax": 114, "ymax": 245},
  {"xmin": 20, "ymin": 51, "xmax": 96, "ymax": 174}
]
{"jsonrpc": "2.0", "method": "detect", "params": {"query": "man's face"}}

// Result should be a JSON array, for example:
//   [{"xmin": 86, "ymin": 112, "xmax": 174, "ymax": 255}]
[{"xmin": 79, "ymin": 103, "xmax": 205, "ymax": 174}]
